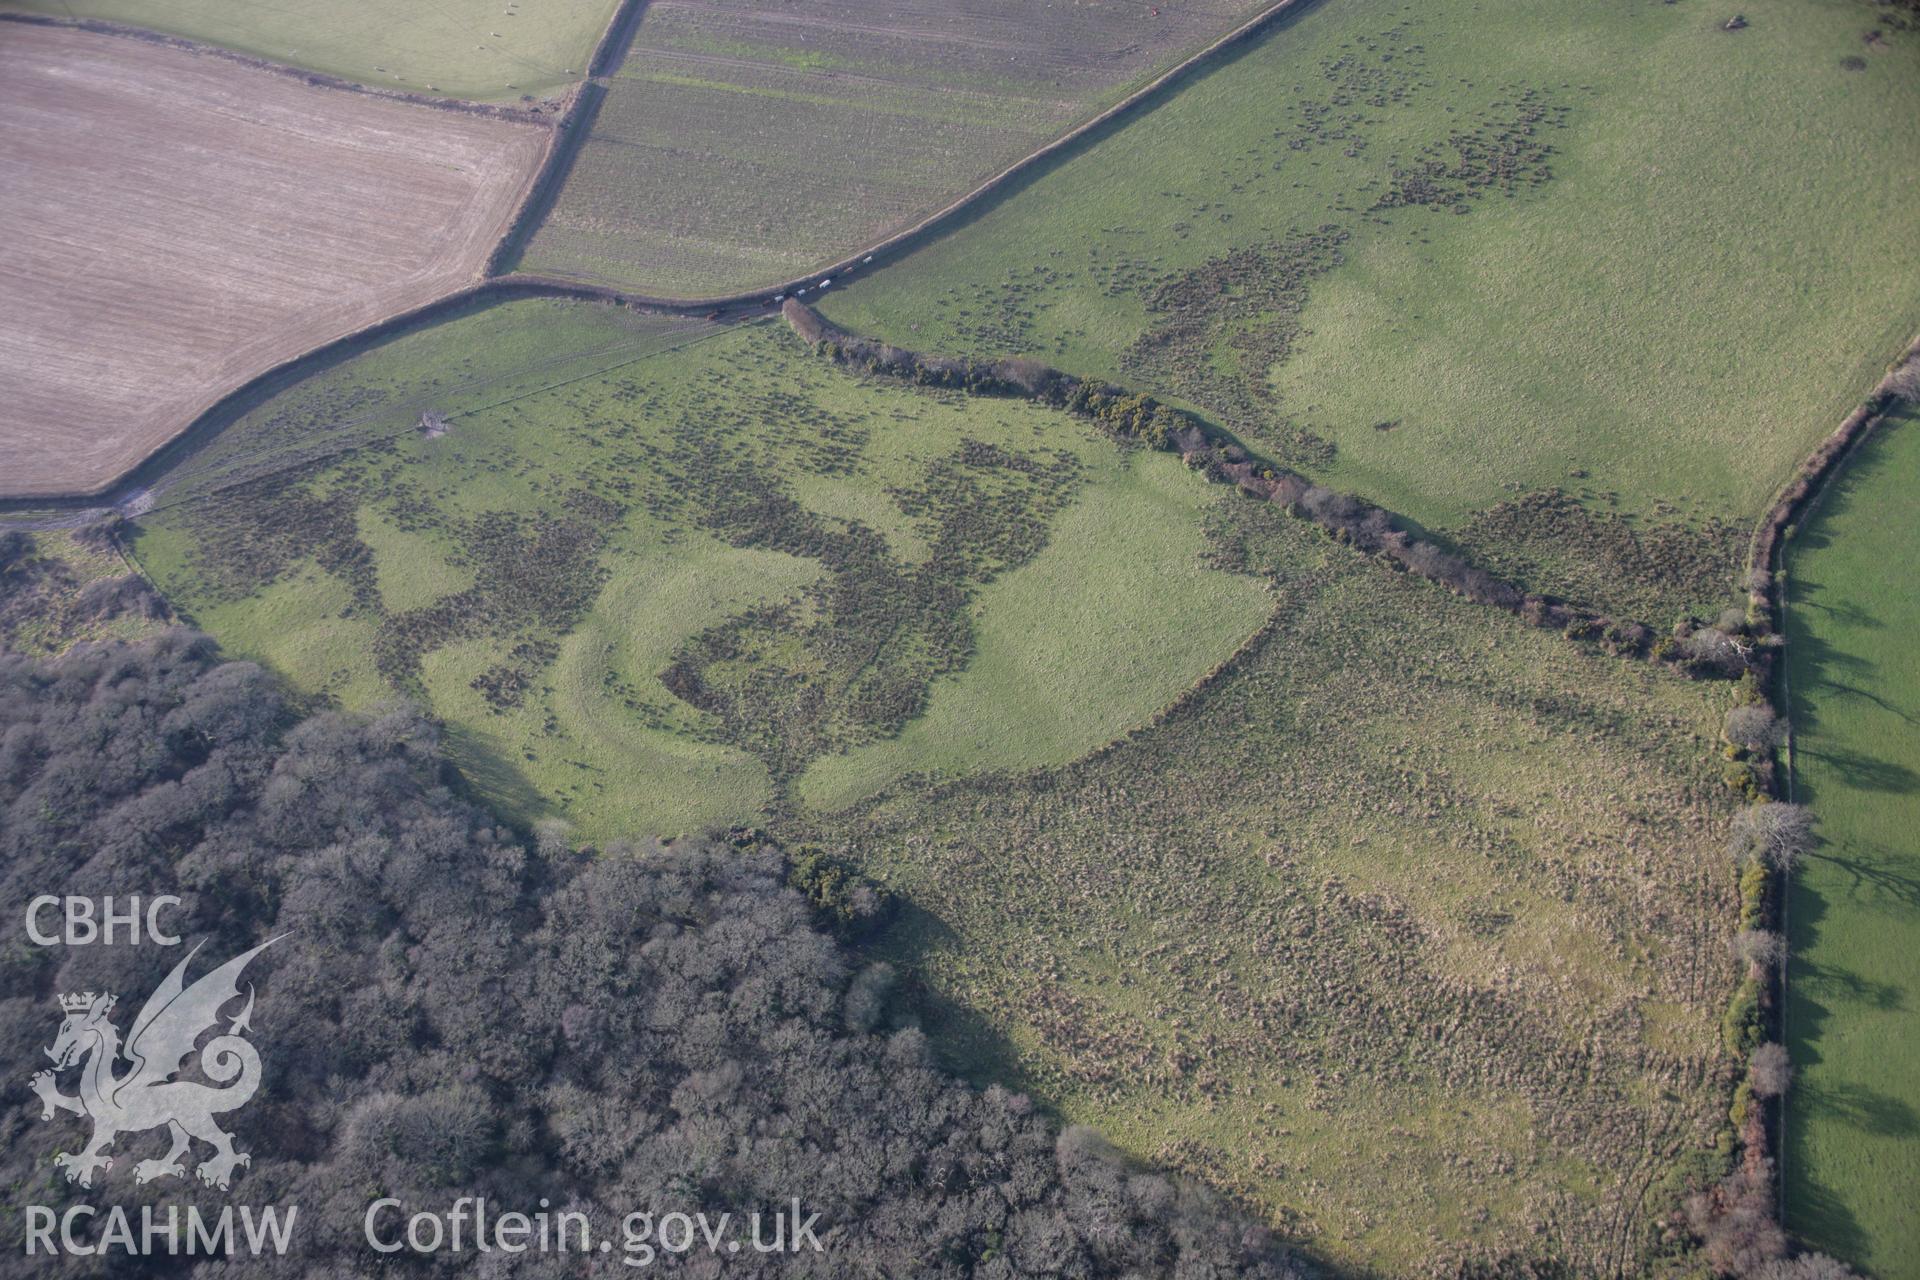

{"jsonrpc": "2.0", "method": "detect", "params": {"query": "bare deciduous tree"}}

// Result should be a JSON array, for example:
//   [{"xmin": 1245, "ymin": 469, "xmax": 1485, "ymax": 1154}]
[
  {"xmin": 1686, "ymin": 1159, "xmax": 1789, "ymax": 1275},
  {"xmin": 1684, "ymin": 626, "xmax": 1750, "ymax": 674},
  {"xmin": 1733, "ymin": 928, "xmax": 1785, "ymax": 968},
  {"xmin": 1750, "ymin": 1042, "xmax": 1792, "ymax": 1098},
  {"xmin": 1884, "ymin": 358, "xmax": 1920, "ymax": 406},
  {"xmin": 1724, "ymin": 704, "xmax": 1786, "ymax": 752},
  {"xmin": 1729, "ymin": 802, "xmax": 1817, "ymax": 870},
  {"xmin": 1754, "ymin": 1252, "xmax": 1862, "ymax": 1280}
]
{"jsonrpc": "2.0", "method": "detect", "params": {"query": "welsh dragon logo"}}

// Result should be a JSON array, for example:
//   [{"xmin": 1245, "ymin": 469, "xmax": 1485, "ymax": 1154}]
[{"xmin": 29, "ymin": 939, "xmax": 278, "ymax": 1190}]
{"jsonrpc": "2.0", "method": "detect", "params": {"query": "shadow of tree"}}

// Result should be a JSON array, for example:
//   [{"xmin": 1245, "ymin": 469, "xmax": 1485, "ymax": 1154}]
[
  {"xmin": 1797, "ymin": 745, "xmax": 1920, "ymax": 794},
  {"xmin": 1797, "ymin": 596, "xmax": 1884, "ymax": 631},
  {"xmin": 1799, "ymin": 1080, "xmax": 1919, "ymax": 1137},
  {"xmin": 1816, "ymin": 679, "xmax": 1919, "ymax": 727},
  {"xmin": 441, "ymin": 721, "xmax": 552, "ymax": 830},
  {"xmin": 1787, "ymin": 620, "xmax": 1877, "ymax": 740},
  {"xmin": 1795, "ymin": 957, "xmax": 1905, "ymax": 1016},
  {"xmin": 1784, "ymin": 1165, "xmax": 1872, "ymax": 1267},
  {"xmin": 1808, "ymin": 849, "xmax": 1920, "ymax": 911},
  {"xmin": 1780, "ymin": 403, "xmax": 1918, "ymax": 1269},
  {"xmin": 873, "ymin": 897, "xmax": 1040, "ymax": 1098}
]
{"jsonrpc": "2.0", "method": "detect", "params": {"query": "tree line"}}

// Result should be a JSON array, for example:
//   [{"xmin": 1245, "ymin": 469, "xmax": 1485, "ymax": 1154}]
[{"xmin": 785, "ymin": 301, "xmax": 1782, "ymax": 677}]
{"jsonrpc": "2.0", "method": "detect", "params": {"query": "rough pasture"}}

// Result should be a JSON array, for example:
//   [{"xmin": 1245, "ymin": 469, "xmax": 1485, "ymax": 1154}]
[
  {"xmin": 516, "ymin": 0, "xmax": 1277, "ymax": 295},
  {"xmin": 0, "ymin": 526, "xmax": 168, "ymax": 655},
  {"xmin": 0, "ymin": 25, "xmax": 548, "ymax": 498},
  {"xmin": 799, "ymin": 496, "xmax": 1741, "ymax": 1277}
]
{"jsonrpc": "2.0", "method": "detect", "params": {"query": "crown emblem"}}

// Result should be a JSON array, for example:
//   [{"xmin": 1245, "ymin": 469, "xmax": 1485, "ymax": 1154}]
[{"xmin": 57, "ymin": 992, "xmax": 112, "ymax": 1014}]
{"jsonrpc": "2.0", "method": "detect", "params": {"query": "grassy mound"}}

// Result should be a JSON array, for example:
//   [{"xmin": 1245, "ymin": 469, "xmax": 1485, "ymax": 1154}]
[
  {"xmin": 131, "ymin": 299, "xmax": 1267, "ymax": 839},
  {"xmin": 800, "ymin": 451, "xmax": 1273, "ymax": 810}
]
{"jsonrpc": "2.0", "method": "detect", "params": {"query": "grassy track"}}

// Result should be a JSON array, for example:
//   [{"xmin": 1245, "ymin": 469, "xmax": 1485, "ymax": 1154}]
[
  {"xmin": 131, "ymin": 300, "xmax": 1265, "ymax": 840},
  {"xmin": 819, "ymin": 0, "xmax": 1920, "ymax": 619},
  {"xmin": 1782, "ymin": 411, "xmax": 1920, "ymax": 1278},
  {"xmin": 1, "ymin": 0, "xmax": 616, "ymax": 100}
]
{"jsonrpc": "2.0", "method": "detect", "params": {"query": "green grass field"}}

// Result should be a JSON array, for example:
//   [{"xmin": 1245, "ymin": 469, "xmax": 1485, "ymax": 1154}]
[
  {"xmin": 111, "ymin": 268, "xmax": 1756, "ymax": 1278},
  {"xmin": 818, "ymin": 0, "xmax": 1920, "ymax": 621},
  {"xmin": 513, "ymin": 0, "xmax": 1273, "ymax": 295},
  {"xmin": 131, "ymin": 298, "xmax": 1266, "ymax": 841},
  {"xmin": 2, "ymin": 0, "xmax": 616, "ymax": 100},
  {"xmin": 1783, "ymin": 411, "xmax": 1920, "ymax": 1279},
  {"xmin": 111, "ymin": 290, "xmax": 1747, "ymax": 1274}
]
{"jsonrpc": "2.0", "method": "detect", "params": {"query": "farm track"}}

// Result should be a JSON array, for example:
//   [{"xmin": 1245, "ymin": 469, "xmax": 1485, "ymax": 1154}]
[
  {"xmin": 0, "ymin": 305, "xmax": 729, "ymax": 531},
  {"xmin": 138, "ymin": 321, "xmax": 730, "ymax": 518}
]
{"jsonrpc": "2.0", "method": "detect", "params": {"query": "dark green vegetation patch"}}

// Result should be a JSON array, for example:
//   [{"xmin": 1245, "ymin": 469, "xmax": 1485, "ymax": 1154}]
[{"xmin": 663, "ymin": 437, "xmax": 1086, "ymax": 787}]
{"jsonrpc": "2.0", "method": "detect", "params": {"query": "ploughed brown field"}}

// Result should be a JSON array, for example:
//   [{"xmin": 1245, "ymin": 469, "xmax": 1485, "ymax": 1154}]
[{"xmin": 0, "ymin": 25, "xmax": 548, "ymax": 498}]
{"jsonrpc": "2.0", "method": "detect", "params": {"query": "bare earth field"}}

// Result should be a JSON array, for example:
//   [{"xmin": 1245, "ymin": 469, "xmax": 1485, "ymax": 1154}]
[
  {"xmin": 0, "ymin": 25, "xmax": 548, "ymax": 499},
  {"xmin": 517, "ymin": 0, "xmax": 1274, "ymax": 296}
]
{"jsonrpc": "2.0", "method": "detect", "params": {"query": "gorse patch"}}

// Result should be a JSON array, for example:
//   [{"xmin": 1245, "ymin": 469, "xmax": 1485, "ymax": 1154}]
[
  {"xmin": 1120, "ymin": 69, "xmax": 1568, "ymax": 464},
  {"xmin": 1125, "ymin": 227, "xmax": 1351, "ymax": 466},
  {"xmin": 1369, "ymin": 90, "xmax": 1567, "ymax": 212},
  {"xmin": 1457, "ymin": 488, "xmax": 1750, "ymax": 623},
  {"xmin": 374, "ymin": 491, "xmax": 622, "ymax": 692}
]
